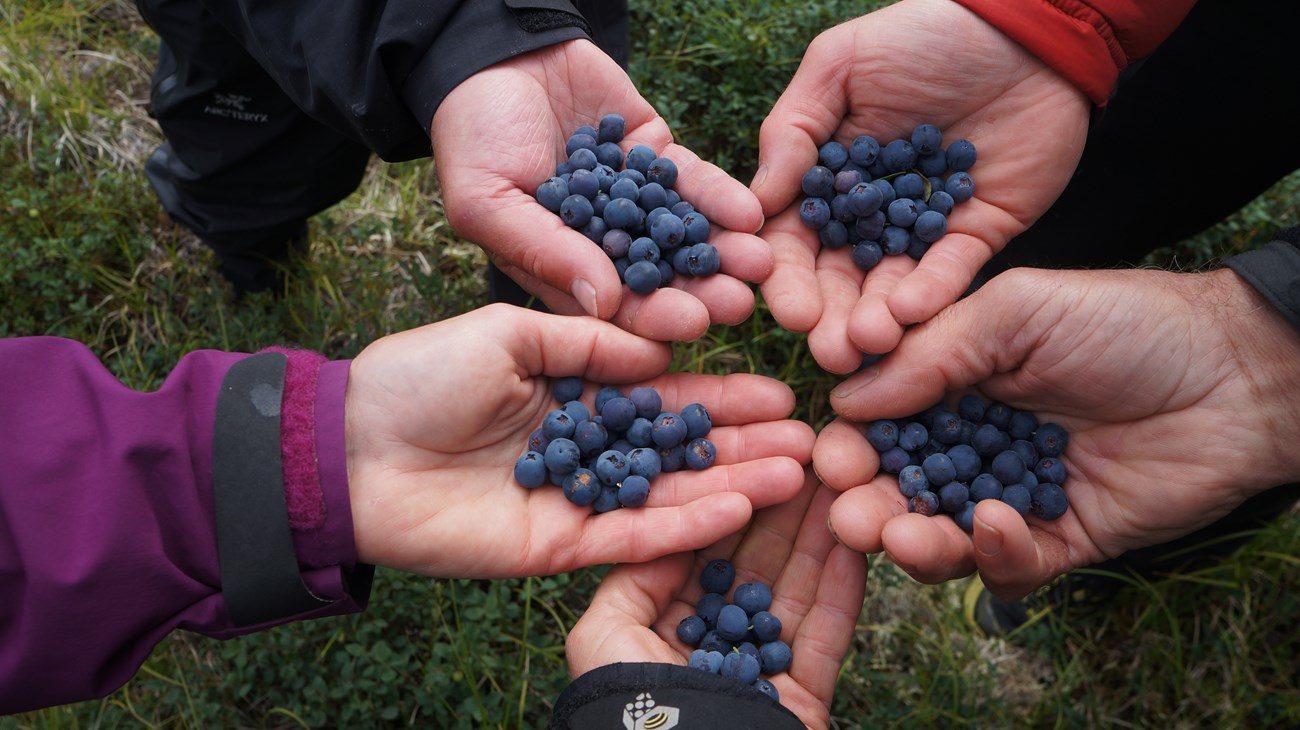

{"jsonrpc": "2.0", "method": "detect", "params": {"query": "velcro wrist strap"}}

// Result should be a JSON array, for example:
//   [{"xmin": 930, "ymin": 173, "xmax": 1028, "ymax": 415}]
[{"xmin": 213, "ymin": 352, "xmax": 332, "ymax": 626}]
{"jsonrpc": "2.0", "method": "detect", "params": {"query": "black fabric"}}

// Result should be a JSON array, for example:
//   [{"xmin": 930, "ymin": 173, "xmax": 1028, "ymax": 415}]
[
  {"xmin": 551, "ymin": 662, "xmax": 802, "ymax": 729},
  {"xmin": 975, "ymin": 0, "xmax": 1300, "ymax": 281},
  {"xmin": 212, "ymin": 353, "xmax": 333, "ymax": 627},
  {"xmin": 1227, "ymin": 237, "xmax": 1300, "ymax": 333}
]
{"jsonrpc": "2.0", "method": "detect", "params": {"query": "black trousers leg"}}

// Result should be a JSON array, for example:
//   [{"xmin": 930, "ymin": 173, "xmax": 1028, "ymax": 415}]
[{"xmin": 137, "ymin": 0, "xmax": 371, "ymax": 293}]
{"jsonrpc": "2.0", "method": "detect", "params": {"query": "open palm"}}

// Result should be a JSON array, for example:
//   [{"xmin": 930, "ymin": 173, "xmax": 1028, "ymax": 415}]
[
  {"xmin": 342, "ymin": 304, "xmax": 815, "ymax": 579},
  {"xmin": 816, "ymin": 267, "xmax": 1300, "ymax": 598},
  {"xmin": 753, "ymin": 0, "xmax": 1090, "ymax": 371},
  {"xmin": 431, "ymin": 39, "xmax": 773, "ymax": 342}
]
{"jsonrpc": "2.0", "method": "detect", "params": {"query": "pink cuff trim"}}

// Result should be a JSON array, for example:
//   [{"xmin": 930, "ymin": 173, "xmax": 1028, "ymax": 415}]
[{"xmin": 258, "ymin": 346, "xmax": 328, "ymax": 531}]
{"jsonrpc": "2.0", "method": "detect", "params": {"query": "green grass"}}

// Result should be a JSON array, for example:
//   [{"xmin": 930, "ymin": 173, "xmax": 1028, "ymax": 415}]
[{"xmin": 2, "ymin": 1, "xmax": 1298, "ymax": 728}]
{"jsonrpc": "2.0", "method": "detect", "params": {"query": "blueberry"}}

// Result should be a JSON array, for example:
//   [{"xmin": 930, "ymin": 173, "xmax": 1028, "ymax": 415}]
[
  {"xmin": 679, "ymin": 403, "xmax": 712, "ymax": 439},
  {"xmin": 930, "ymin": 410, "xmax": 964, "ymax": 444},
  {"xmin": 542, "ymin": 409, "xmax": 576, "ymax": 441},
  {"xmin": 847, "ymin": 181, "xmax": 884, "ymax": 217},
  {"xmin": 799, "ymin": 197, "xmax": 831, "ymax": 229},
  {"xmin": 1030, "ymin": 482, "xmax": 1069, "ymax": 520},
  {"xmin": 699, "ymin": 631, "xmax": 731, "ymax": 654},
  {"xmin": 552, "ymin": 376, "xmax": 584, "ymax": 404},
  {"xmin": 879, "ymin": 446, "xmax": 912, "ymax": 474},
  {"xmin": 684, "ymin": 438, "xmax": 717, "ymax": 470},
  {"xmin": 753, "ymin": 678, "xmax": 780, "ymax": 702},
  {"xmin": 597, "ymin": 113, "xmax": 625, "ymax": 143},
  {"xmin": 568, "ymin": 147, "xmax": 598, "ymax": 173},
  {"xmin": 543, "ymin": 438, "xmax": 581, "ymax": 474},
  {"xmin": 866, "ymin": 419, "xmax": 899, "ymax": 451},
  {"xmin": 751, "ymin": 610, "xmax": 781, "ymax": 643},
  {"xmin": 953, "ymin": 500, "xmax": 977, "ymax": 532},
  {"xmin": 893, "ymin": 172, "xmax": 926, "ymax": 200},
  {"xmin": 527, "ymin": 427, "xmax": 549, "ymax": 455},
  {"xmin": 678, "ymin": 615, "xmax": 708, "ymax": 646},
  {"xmin": 600, "ymin": 396, "xmax": 637, "ymax": 432},
  {"xmin": 802, "ymin": 165, "xmax": 835, "ymax": 198},
  {"xmin": 850, "ymin": 135, "xmax": 881, "ymax": 166},
  {"xmin": 625, "ymin": 144, "xmax": 656, "ymax": 174},
  {"xmin": 945, "ymin": 171, "xmax": 975, "ymax": 202},
  {"xmin": 592, "ymin": 484, "xmax": 621, "ymax": 513},
  {"xmin": 1009, "ymin": 439, "xmax": 1038, "ymax": 468},
  {"xmin": 559, "ymin": 194, "xmax": 593, "ymax": 228},
  {"xmin": 855, "ymin": 213, "xmax": 887, "ymax": 242},
  {"xmin": 852, "ymin": 241, "xmax": 884, "ymax": 271},
  {"xmin": 871, "ymin": 178, "xmax": 897, "ymax": 207},
  {"xmin": 984, "ymin": 401, "xmax": 1012, "ymax": 430},
  {"xmin": 688, "ymin": 649, "xmax": 724, "ymax": 674},
  {"xmin": 659, "ymin": 444, "xmax": 686, "ymax": 472},
  {"xmin": 1034, "ymin": 456, "xmax": 1067, "ymax": 485},
  {"xmin": 970, "ymin": 473, "xmax": 1004, "ymax": 502},
  {"xmin": 898, "ymin": 464, "xmax": 930, "ymax": 498},
  {"xmin": 911, "ymin": 123, "xmax": 943, "ymax": 155},
  {"xmin": 602, "ymin": 196, "xmax": 644, "ymax": 231},
  {"xmin": 595, "ymin": 449, "xmax": 631, "ymax": 486},
  {"xmin": 594, "ymin": 386, "xmax": 624, "ymax": 413},
  {"xmin": 716, "ymin": 604, "xmax": 751, "ymax": 641},
  {"xmin": 617, "ymin": 474, "xmax": 651, "ymax": 507},
  {"xmin": 946, "ymin": 444, "xmax": 981, "ymax": 482},
  {"xmin": 1008, "ymin": 410, "xmax": 1039, "ymax": 441},
  {"xmin": 830, "ymin": 194, "xmax": 853, "ymax": 223},
  {"xmin": 818, "ymin": 140, "xmax": 849, "ymax": 171},
  {"xmin": 579, "ymin": 216, "xmax": 608, "ymax": 245},
  {"xmin": 909, "ymin": 489, "xmax": 940, "ymax": 516},
  {"xmin": 565, "ymin": 132, "xmax": 597, "ymax": 157},
  {"xmin": 626, "ymin": 447, "xmax": 662, "ymax": 480},
  {"xmin": 886, "ymin": 198, "xmax": 920, "ymax": 228},
  {"xmin": 946, "ymin": 139, "xmax": 977, "ymax": 172},
  {"xmin": 734, "ymin": 581, "xmax": 773, "ymax": 614},
  {"xmin": 990, "ymin": 450, "xmax": 1027, "ymax": 485},
  {"xmin": 536, "ymin": 177, "xmax": 570, "ymax": 213},
  {"xmin": 1001, "ymin": 484, "xmax": 1031, "ymax": 516},
  {"xmin": 834, "ymin": 168, "xmax": 866, "ymax": 194},
  {"xmin": 905, "ymin": 234, "xmax": 930, "ymax": 261},
  {"xmin": 927, "ymin": 190, "xmax": 955, "ymax": 216},
  {"xmin": 937, "ymin": 481, "xmax": 970, "ymax": 513},
  {"xmin": 601, "ymin": 228, "xmax": 633, "ymax": 258},
  {"xmin": 646, "ymin": 157, "xmax": 679, "ymax": 187},
  {"xmin": 624, "ymin": 260, "xmax": 661, "ymax": 295},
  {"xmin": 881, "ymin": 138, "xmax": 917, "ymax": 173},
  {"xmin": 913, "ymin": 210, "xmax": 948, "ymax": 243},
  {"xmin": 820, "ymin": 220, "xmax": 850, "ymax": 249},
  {"xmin": 514, "ymin": 451, "xmax": 547, "ymax": 488},
  {"xmin": 700, "ymin": 558, "xmax": 736, "ymax": 595},
  {"xmin": 1033, "ymin": 422, "xmax": 1069, "ymax": 457},
  {"xmin": 696, "ymin": 592, "xmax": 727, "ymax": 628},
  {"xmin": 722, "ymin": 652, "xmax": 762, "ymax": 685},
  {"xmin": 972, "ymin": 423, "xmax": 1009, "ymax": 457},
  {"xmin": 651, "ymin": 411, "xmax": 688, "ymax": 448},
  {"xmin": 880, "ymin": 225, "xmax": 911, "ymax": 256},
  {"xmin": 574, "ymin": 419, "xmax": 608, "ymax": 457},
  {"xmin": 650, "ymin": 212, "xmax": 686, "ymax": 249},
  {"xmin": 562, "ymin": 468, "xmax": 600, "ymax": 506},
  {"xmin": 562, "ymin": 400, "xmax": 590, "ymax": 423},
  {"xmin": 685, "ymin": 243, "xmax": 721, "ymax": 277},
  {"xmin": 758, "ymin": 640, "xmax": 792, "ymax": 674},
  {"xmin": 917, "ymin": 150, "xmax": 949, "ymax": 177}
]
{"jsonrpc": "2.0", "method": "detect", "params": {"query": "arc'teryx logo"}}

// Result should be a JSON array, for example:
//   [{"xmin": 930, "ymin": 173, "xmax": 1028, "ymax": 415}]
[
  {"xmin": 204, "ymin": 92, "xmax": 269, "ymax": 123},
  {"xmin": 622, "ymin": 692, "xmax": 679, "ymax": 730}
]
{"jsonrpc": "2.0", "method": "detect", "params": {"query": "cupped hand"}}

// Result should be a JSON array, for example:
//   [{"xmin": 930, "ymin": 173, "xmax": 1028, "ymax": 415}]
[
  {"xmin": 565, "ymin": 468, "xmax": 868, "ymax": 729},
  {"xmin": 753, "ymin": 0, "xmax": 1090, "ymax": 371},
  {"xmin": 431, "ymin": 39, "xmax": 771, "ymax": 342},
  {"xmin": 343, "ymin": 303, "xmax": 815, "ymax": 579},
  {"xmin": 817, "ymin": 267, "xmax": 1300, "ymax": 599}
]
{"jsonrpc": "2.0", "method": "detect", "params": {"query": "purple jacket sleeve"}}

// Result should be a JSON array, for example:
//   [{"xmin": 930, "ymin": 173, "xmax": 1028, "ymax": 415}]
[{"xmin": 0, "ymin": 338, "xmax": 368, "ymax": 714}]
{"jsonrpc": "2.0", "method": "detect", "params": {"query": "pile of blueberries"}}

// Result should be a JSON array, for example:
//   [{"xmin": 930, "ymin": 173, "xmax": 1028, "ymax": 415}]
[
  {"xmin": 677, "ymin": 558, "xmax": 789, "ymax": 703},
  {"xmin": 513, "ymin": 377, "xmax": 716, "ymax": 511},
  {"xmin": 798, "ymin": 123, "xmax": 976, "ymax": 271},
  {"xmin": 535, "ymin": 113, "xmax": 722, "ymax": 295},
  {"xmin": 864, "ymin": 394, "xmax": 1071, "ymax": 529}
]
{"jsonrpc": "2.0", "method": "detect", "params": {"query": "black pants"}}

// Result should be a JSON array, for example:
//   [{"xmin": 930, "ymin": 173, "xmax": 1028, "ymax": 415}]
[
  {"xmin": 975, "ymin": 0, "xmax": 1300, "ymax": 576},
  {"xmin": 137, "ymin": 0, "xmax": 628, "ymax": 298}
]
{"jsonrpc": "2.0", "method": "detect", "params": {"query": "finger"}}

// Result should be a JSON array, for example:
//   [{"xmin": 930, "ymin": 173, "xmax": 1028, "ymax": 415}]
[
  {"xmin": 609, "ymin": 285, "xmax": 712, "ymax": 342},
  {"xmin": 645, "ymin": 455, "xmax": 810, "ymax": 511},
  {"xmin": 642, "ymin": 372, "xmax": 800, "ymax": 425},
  {"xmin": 564, "ymin": 491, "xmax": 757, "ymax": 571},
  {"xmin": 712, "ymin": 229, "xmax": 776, "ymax": 283},
  {"xmin": 806, "ymin": 248, "xmax": 869, "ymax": 374},
  {"xmin": 826, "ymin": 478, "xmax": 907, "ymax": 554},
  {"xmin": 757, "ymin": 207, "xmax": 824, "ymax": 333},
  {"xmin": 812, "ymin": 416, "xmax": 878, "ymax": 491},
  {"xmin": 655, "ymin": 142, "xmax": 765, "ymax": 235},
  {"xmin": 885, "ymin": 227, "xmax": 996, "ymax": 327},
  {"xmin": 491, "ymin": 304, "xmax": 675, "ymax": 383},
  {"xmin": 779, "ymin": 543, "xmax": 868, "ymax": 711},
  {"xmin": 752, "ymin": 36, "xmax": 849, "ymax": 216},
  {"xmin": 969, "ymin": 500, "xmax": 1055, "ymax": 600},
  {"xmin": 728, "ymin": 468, "xmax": 823, "ymax": 584},
  {"xmin": 671, "ymin": 273, "xmax": 758, "ymax": 327},
  {"xmin": 879, "ymin": 512, "xmax": 977, "ymax": 584},
  {"xmin": 846, "ymin": 251, "xmax": 916, "ymax": 356}
]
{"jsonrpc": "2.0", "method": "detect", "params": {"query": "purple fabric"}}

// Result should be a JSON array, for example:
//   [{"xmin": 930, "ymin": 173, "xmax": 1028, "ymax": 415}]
[{"xmin": 0, "ymin": 338, "xmax": 364, "ymax": 714}]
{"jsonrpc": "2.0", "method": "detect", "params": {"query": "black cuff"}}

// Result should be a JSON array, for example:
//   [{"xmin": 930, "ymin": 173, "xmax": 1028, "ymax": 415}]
[
  {"xmin": 1224, "ymin": 234, "xmax": 1300, "ymax": 332},
  {"xmin": 506, "ymin": 0, "xmax": 592, "ymax": 36},
  {"xmin": 551, "ymin": 662, "xmax": 802, "ymax": 729},
  {"xmin": 213, "ymin": 353, "xmax": 334, "ymax": 626}
]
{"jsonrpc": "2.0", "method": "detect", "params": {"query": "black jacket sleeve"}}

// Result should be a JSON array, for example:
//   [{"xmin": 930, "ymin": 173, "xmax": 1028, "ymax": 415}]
[
  {"xmin": 195, "ymin": 0, "xmax": 595, "ymax": 161},
  {"xmin": 550, "ymin": 663, "xmax": 804, "ymax": 729},
  {"xmin": 1225, "ymin": 228, "xmax": 1300, "ymax": 332}
]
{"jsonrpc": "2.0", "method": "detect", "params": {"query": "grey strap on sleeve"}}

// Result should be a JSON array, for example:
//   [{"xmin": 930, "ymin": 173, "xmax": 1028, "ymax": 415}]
[{"xmin": 213, "ymin": 352, "xmax": 333, "ymax": 627}]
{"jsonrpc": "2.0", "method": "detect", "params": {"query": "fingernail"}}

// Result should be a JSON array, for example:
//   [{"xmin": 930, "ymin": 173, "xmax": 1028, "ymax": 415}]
[
  {"xmin": 830, "ymin": 366, "xmax": 878, "ymax": 399},
  {"xmin": 974, "ymin": 516, "xmax": 1003, "ymax": 558},
  {"xmin": 826, "ymin": 515, "xmax": 842, "ymax": 545},
  {"xmin": 570, "ymin": 278, "xmax": 599, "ymax": 318},
  {"xmin": 750, "ymin": 162, "xmax": 768, "ymax": 191}
]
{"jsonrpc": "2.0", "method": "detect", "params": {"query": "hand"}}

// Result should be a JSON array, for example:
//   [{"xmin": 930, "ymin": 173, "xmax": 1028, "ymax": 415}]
[
  {"xmin": 751, "ymin": 0, "xmax": 1090, "ymax": 372},
  {"xmin": 430, "ymin": 39, "xmax": 772, "ymax": 342},
  {"xmin": 816, "ymin": 267, "xmax": 1300, "ymax": 599},
  {"xmin": 342, "ymin": 303, "xmax": 815, "ymax": 578},
  {"xmin": 565, "ymin": 468, "xmax": 868, "ymax": 729}
]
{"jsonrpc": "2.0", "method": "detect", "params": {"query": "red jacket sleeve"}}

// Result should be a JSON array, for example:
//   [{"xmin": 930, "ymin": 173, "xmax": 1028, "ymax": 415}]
[{"xmin": 951, "ymin": 0, "xmax": 1197, "ymax": 105}]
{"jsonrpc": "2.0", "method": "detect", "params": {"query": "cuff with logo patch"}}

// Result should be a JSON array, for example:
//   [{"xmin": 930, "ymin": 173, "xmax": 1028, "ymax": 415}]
[{"xmin": 550, "ymin": 662, "xmax": 802, "ymax": 729}]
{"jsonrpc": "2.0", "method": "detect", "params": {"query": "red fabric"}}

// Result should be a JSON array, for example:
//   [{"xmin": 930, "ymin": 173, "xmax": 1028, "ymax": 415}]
[
  {"xmin": 259, "ymin": 346, "xmax": 328, "ymax": 531},
  {"xmin": 952, "ymin": 0, "xmax": 1196, "ymax": 105}
]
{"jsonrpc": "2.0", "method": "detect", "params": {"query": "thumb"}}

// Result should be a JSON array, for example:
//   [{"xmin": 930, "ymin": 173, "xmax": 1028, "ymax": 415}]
[{"xmin": 828, "ymin": 269, "xmax": 1054, "ymax": 421}]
